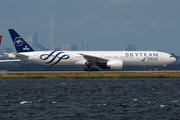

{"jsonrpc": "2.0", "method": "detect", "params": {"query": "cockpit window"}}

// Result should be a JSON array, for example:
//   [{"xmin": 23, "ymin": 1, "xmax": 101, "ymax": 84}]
[{"xmin": 170, "ymin": 56, "xmax": 173, "ymax": 57}]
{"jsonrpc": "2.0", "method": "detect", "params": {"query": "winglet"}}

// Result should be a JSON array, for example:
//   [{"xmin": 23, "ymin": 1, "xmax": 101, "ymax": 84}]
[
  {"xmin": 0, "ymin": 36, "xmax": 2, "ymax": 45},
  {"xmin": 8, "ymin": 29, "xmax": 35, "ymax": 52}
]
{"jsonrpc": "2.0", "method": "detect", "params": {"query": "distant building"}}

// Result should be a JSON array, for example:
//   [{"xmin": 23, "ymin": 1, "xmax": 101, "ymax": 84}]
[
  {"xmin": 71, "ymin": 44, "xmax": 78, "ymax": 51},
  {"xmin": 32, "ymin": 32, "xmax": 38, "ymax": 49},
  {"xmin": 0, "ymin": 46, "xmax": 14, "ymax": 54},
  {"xmin": 62, "ymin": 44, "xmax": 78, "ymax": 51},
  {"xmin": 62, "ymin": 44, "xmax": 71, "ymax": 51},
  {"xmin": 35, "ymin": 43, "xmax": 47, "ymax": 51},
  {"xmin": 83, "ymin": 39, "xmax": 88, "ymax": 51},
  {"xmin": 55, "ymin": 48, "xmax": 61, "ymax": 51},
  {"xmin": 6, "ymin": 47, "xmax": 14, "ymax": 53},
  {"xmin": 26, "ymin": 32, "xmax": 47, "ymax": 51},
  {"xmin": 125, "ymin": 44, "xmax": 136, "ymax": 51},
  {"xmin": 48, "ymin": 14, "xmax": 54, "ymax": 50},
  {"xmin": 26, "ymin": 35, "xmax": 33, "ymax": 46}
]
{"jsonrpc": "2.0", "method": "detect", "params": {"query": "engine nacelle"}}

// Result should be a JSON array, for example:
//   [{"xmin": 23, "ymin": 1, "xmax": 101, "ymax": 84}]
[{"xmin": 106, "ymin": 59, "xmax": 123, "ymax": 69}]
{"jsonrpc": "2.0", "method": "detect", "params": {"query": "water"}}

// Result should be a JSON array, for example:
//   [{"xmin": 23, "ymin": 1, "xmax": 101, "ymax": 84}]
[{"xmin": 0, "ymin": 79, "xmax": 180, "ymax": 120}]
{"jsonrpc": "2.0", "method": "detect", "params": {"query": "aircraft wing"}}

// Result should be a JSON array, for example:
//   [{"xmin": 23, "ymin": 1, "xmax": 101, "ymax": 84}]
[{"xmin": 79, "ymin": 53, "xmax": 108, "ymax": 63}]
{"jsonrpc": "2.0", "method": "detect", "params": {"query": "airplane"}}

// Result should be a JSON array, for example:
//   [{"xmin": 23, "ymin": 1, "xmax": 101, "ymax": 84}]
[
  {"xmin": 0, "ymin": 29, "xmax": 176, "ymax": 71},
  {"xmin": 0, "ymin": 35, "xmax": 2, "ymax": 45}
]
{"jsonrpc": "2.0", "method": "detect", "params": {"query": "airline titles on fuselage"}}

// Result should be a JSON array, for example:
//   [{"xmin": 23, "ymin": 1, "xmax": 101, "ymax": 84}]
[
  {"xmin": 125, "ymin": 53, "xmax": 158, "ymax": 57},
  {"xmin": 125, "ymin": 52, "xmax": 159, "ymax": 61}
]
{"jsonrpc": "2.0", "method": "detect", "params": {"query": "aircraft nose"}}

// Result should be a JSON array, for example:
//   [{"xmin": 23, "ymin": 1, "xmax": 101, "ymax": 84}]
[
  {"xmin": 172, "ymin": 57, "xmax": 176, "ymax": 62},
  {"xmin": 173, "ymin": 57, "xmax": 176, "ymax": 62}
]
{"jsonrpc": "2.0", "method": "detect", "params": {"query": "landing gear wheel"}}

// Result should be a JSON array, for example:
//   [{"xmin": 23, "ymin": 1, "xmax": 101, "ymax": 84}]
[
  {"xmin": 95, "ymin": 68, "xmax": 99, "ymax": 71},
  {"xmin": 84, "ymin": 68, "xmax": 88, "ymax": 71},
  {"xmin": 84, "ymin": 68, "xmax": 99, "ymax": 71},
  {"xmin": 161, "ymin": 65, "xmax": 165, "ymax": 71}
]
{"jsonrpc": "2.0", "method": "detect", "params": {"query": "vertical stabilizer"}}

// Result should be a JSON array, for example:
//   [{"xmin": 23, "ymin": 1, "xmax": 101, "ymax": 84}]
[{"xmin": 8, "ymin": 29, "xmax": 35, "ymax": 52}]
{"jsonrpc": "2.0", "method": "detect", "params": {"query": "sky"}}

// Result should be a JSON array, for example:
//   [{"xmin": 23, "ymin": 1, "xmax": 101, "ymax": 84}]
[{"xmin": 0, "ymin": 0, "xmax": 180, "ymax": 55}]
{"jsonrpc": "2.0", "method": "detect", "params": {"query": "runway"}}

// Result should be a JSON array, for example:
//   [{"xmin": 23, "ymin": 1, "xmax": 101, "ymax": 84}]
[{"xmin": 1, "ymin": 70, "xmax": 180, "ymax": 75}]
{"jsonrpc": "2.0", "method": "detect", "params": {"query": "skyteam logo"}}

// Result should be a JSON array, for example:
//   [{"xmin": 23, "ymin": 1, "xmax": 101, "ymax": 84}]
[
  {"xmin": 14, "ymin": 37, "xmax": 23, "ymax": 46},
  {"xmin": 40, "ymin": 51, "xmax": 69, "ymax": 65},
  {"xmin": 141, "ymin": 57, "xmax": 146, "ymax": 61},
  {"xmin": 23, "ymin": 46, "xmax": 30, "ymax": 50}
]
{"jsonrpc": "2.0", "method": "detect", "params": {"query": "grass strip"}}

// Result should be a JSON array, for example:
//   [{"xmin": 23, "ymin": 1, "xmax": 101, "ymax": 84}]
[{"xmin": 0, "ymin": 73, "xmax": 180, "ymax": 79}]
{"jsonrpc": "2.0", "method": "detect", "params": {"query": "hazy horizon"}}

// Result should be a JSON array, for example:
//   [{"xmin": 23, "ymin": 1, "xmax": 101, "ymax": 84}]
[{"xmin": 1, "ymin": 0, "xmax": 180, "ymax": 55}]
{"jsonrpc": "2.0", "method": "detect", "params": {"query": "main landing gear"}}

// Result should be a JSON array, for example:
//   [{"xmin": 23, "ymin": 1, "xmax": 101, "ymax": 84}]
[
  {"xmin": 84, "ymin": 62, "xmax": 99, "ymax": 71},
  {"xmin": 84, "ymin": 68, "xmax": 99, "ymax": 71}
]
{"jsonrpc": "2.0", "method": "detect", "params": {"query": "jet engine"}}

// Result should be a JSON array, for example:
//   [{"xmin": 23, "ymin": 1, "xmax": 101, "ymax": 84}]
[{"xmin": 106, "ymin": 59, "xmax": 123, "ymax": 69}]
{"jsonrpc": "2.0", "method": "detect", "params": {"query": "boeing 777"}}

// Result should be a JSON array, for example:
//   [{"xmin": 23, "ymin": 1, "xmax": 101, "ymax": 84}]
[
  {"xmin": 0, "ymin": 35, "xmax": 2, "ymax": 45},
  {"xmin": 1, "ymin": 29, "xmax": 176, "ymax": 71}
]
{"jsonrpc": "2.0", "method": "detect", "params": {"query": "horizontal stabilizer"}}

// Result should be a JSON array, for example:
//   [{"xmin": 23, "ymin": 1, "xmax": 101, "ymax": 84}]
[
  {"xmin": 0, "ymin": 59, "xmax": 21, "ymax": 62},
  {"xmin": 0, "ymin": 54, "xmax": 8, "ymax": 57},
  {"xmin": 11, "ymin": 53, "xmax": 29, "ymax": 59}
]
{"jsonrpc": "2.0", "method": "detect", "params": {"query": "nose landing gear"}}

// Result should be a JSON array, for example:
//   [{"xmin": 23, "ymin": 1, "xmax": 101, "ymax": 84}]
[{"xmin": 161, "ymin": 65, "xmax": 167, "ymax": 71}]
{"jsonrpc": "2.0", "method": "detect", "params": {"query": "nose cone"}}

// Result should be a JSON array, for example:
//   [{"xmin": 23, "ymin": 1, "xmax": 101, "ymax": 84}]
[
  {"xmin": 170, "ymin": 56, "xmax": 176, "ymax": 63},
  {"xmin": 172, "ymin": 57, "xmax": 176, "ymax": 62}
]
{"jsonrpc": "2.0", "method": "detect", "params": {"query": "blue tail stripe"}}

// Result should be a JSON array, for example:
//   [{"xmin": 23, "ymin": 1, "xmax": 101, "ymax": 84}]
[{"xmin": 8, "ymin": 29, "xmax": 35, "ymax": 52}]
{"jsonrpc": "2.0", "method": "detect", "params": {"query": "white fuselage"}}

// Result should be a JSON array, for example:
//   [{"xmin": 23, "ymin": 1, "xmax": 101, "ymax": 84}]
[
  {"xmin": 8, "ymin": 51, "xmax": 176, "ymax": 68},
  {"xmin": 7, "ymin": 29, "xmax": 176, "ymax": 70}
]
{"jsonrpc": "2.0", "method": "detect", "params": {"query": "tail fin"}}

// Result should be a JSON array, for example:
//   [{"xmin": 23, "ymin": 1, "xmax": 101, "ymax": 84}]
[
  {"xmin": 8, "ymin": 29, "xmax": 35, "ymax": 52},
  {"xmin": 0, "ymin": 36, "xmax": 2, "ymax": 45}
]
